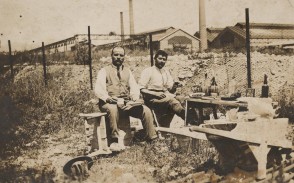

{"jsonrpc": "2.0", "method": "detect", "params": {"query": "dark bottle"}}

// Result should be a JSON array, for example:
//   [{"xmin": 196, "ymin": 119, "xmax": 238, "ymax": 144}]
[
  {"xmin": 210, "ymin": 76, "xmax": 218, "ymax": 95},
  {"xmin": 261, "ymin": 74, "xmax": 269, "ymax": 98},
  {"xmin": 203, "ymin": 73, "xmax": 210, "ymax": 96}
]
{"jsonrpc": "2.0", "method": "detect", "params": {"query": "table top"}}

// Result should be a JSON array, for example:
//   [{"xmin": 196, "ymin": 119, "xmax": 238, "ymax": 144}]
[{"xmin": 186, "ymin": 97, "xmax": 248, "ymax": 108}]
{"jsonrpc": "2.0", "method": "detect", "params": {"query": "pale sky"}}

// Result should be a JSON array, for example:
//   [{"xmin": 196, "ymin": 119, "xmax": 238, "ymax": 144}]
[{"xmin": 0, "ymin": 0, "xmax": 293, "ymax": 51}]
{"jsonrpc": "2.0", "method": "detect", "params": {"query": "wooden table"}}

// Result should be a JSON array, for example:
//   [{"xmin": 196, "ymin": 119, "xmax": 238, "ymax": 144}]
[{"xmin": 185, "ymin": 97, "xmax": 248, "ymax": 125}]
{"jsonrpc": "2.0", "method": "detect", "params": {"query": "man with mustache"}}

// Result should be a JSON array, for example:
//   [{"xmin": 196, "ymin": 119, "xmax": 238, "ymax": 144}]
[
  {"xmin": 94, "ymin": 46, "xmax": 157, "ymax": 142},
  {"xmin": 138, "ymin": 50, "xmax": 185, "ymax": 127}
]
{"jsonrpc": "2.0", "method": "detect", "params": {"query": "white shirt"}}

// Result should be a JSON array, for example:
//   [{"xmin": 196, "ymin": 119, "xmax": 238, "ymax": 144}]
[
  {"xmin": 139, "ymin": 66, "xmax": 174, "ymax": 91},
  {"xmin": 94, "ymin": 66, "xmax": 140, "ymax": 102}
]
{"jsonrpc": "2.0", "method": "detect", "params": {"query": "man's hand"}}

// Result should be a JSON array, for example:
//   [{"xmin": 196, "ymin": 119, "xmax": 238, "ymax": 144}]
[
  {"xmin": 173, "ymin": 81, "xmax": 183, "ymax": 88},
  {"xmin": 106, "ymin": 97, "xmax": 118, "ymax": 104},
  {"xmin": 155, "ymin": 92, "xmax": 166, "ymax": 99},
  {"xmin": 169, "ymin": 82, "xmax": 182, "ymax": 94}
]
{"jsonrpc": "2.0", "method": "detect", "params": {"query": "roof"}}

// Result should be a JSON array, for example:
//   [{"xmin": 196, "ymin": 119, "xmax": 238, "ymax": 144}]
[
  {"xmin": 158, "ymin": 29, "xmax": 200, "ymax": 41},
  {"xmin": 250, "ymin": 29, "xmax": 294, "ymax": 39},
  {"xmin": 135, "ymin": 26, "xmax": 175, "ymax": 36},
  {"xmin": 150, "ymin": 28, "xmax": 177, "ymax": 41},
  {"xmin": 194, "ymin": 27, "xmax": 224, "ymax": 42},
  {"xmin": 214, "ymin": 24, "xmax": 294, "ymax": 40},
  {"xmin": 235, "ymin": 22, "xmax": 294, "ymax": 29}
]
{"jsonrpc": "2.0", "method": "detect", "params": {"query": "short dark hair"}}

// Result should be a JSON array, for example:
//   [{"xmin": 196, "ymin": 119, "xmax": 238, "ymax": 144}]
[
  {"xmin": 111, "ymin": 46, "xmax": 125, "ymax": 55},
  {"xmin": 154, "ymin": 49, "xmax": 168, "ymax": 59}
]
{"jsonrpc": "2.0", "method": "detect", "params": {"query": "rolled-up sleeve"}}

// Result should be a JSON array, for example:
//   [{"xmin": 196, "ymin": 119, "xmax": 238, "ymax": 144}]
[
  {"xmin": 129, "ymin": 70, "xmax": 140, "ymax": 101},
  {"xmin": 94, "ymin": 68, "xmax": 109, "ymax": 102},
  {"xmin": 138, "ymin": 68, "xmax": 150, "ymax": 90}
]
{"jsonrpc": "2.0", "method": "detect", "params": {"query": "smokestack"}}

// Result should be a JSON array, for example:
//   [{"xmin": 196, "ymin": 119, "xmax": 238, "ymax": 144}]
[
  {"xmin": 199, "ymin": 0, "xmax": 207, "ymax": 52},
  {"xmin": 120, "ymin": 12, "xmax": 125, "ymax": 40},
  {"xmin": 129, "ymin": 0, "xmax": 135, "ymax": 35}
]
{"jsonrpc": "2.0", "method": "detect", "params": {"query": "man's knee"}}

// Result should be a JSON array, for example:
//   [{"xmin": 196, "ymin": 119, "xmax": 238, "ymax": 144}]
[
  {"xmin": 142, "ymin": 105, "xmax": 153, "ymax": 116},
  {"xmin": 101, "ymin": 104, "xmax": 118, "ymax": 114},
  {"xmin": 167, "ymin": 97, "xmax": 181, "ymax": 106}
]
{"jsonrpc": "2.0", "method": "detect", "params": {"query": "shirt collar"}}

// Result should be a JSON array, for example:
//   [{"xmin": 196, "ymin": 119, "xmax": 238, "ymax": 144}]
[
  {"xmin": 153, "ymin": 65, "xmax": 165, "ymax": 72},
  {"xmin": 111, "ymin": 64, "xmax": 124, "ymax": 71}
]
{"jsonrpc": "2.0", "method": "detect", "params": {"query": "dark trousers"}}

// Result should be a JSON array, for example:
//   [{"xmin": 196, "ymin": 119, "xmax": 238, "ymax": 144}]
[{"xmin": 144, "ymin": 96, "xmax": 186, "ymax": 127}]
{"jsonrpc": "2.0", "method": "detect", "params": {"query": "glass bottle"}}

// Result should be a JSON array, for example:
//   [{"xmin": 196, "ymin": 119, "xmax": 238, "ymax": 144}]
[
  {"xmin": 261, "ymin": 74, "xmax": 269, "ymax": 98},
  {"xmin": 203, "ymin": 73, "xmax": 210, "ymax": 96},
  {"xmin": 210, "ymin": 76, "xmax": 218, "ymax": 95}
]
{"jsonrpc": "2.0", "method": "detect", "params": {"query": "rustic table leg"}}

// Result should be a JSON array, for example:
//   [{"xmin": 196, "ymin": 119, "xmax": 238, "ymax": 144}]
[
  {"xmin": 248, "ymin": 143, "xmax": 270, "ymax": 180},
  {"xmin": 212, "ymin": 106, "xmax": 218, "ymax": 120},
  {"xmin": 198, "ymin": 106, "xmax": 204, "ymax": 125},
  {"xmin": 184, "ymin": 100, "xmax": 188, "ymax": 126}
]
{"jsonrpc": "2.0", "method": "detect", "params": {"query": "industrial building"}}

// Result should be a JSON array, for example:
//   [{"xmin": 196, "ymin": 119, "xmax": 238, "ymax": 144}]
[
  {"xmin": 28, "ymin": 34, "xmax": 122, "ymax": 54},
  {"xmin": 210, "ymin": 23, "xmax": 294, "ymax": 49},
  {"xmin": 28, "ymin": 26, "xmax": 200, "ymax": 54}
]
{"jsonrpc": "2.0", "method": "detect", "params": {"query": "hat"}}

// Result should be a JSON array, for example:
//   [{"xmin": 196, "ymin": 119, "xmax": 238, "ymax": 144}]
[{"xmin": 63, "ymin": 156, "xmax": 94, "ymax": 175}]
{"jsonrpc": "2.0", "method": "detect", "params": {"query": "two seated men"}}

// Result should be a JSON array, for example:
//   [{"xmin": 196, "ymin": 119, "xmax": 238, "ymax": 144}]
[{"xmin": 94, "ymin": 46, "xmax": 186, "ymax": 143}]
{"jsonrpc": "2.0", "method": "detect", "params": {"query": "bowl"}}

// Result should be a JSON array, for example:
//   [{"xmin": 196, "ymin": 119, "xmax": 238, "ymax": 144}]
[{"xmin": 246, "ymin": 114, "xmax": 260, "ymax": 121}]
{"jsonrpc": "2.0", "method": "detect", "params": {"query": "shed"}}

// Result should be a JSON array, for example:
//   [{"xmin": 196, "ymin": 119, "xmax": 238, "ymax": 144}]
[{"xmin": 137, "ymin": 27, "xmax": 200, "ymax": 52}]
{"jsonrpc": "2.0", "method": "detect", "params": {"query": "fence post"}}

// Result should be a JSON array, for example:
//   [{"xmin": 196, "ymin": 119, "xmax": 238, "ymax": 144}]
[
  {"xmin": 149, "ymin": 34, "xmax": 154, "ymax": 66},
  {"xmin": 42, "ymin": 42, "xmax": 48, "ymax": 86},
  {"xmin": 8, "ymin": 40, "xmax": 13, "ymax": 79},
  {"xmin": 88, "ymin": 26, "xmax": 93, "ymax": 90},
  {"xmin": 245, "ymin": 8, "xmax": 252, "ymax": 88}
]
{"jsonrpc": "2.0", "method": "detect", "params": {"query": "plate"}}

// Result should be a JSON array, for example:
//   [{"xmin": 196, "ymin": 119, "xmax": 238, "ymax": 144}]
[{"xmin": 189, "ymin": 93, "xmax": 205, "ymax": 98}]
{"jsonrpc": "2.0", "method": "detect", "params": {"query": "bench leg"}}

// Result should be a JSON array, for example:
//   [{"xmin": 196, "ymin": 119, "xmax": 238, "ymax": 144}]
[
  {"xmin": 84, "ymin": 119, "xmax": 93, "ymax": 155},
  {"xmin": 90, "ymin": 116, "xmax": 111, "ymax": 156},
  {"xmin": 84, "ymin": 116, "xmax": 111, "ymax": 156}
]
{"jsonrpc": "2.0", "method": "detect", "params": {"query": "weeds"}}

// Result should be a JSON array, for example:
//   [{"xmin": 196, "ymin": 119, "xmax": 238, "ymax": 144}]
[
  {"xmin": 277, "ymin": 90, "xmax": 294, "ymax": 123},
  {"xmin": 0, "ymin": 65, "xmax": 97, "ymax": 159}
]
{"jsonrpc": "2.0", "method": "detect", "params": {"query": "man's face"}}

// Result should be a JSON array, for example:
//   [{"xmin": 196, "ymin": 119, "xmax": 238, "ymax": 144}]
[
  {"xmin": 155, "ymin": 54, "xmax": 167, "ymax": 69},
  {"xmin": 111, "ymin": 47, "xmax": 125, "ymax": 67}
]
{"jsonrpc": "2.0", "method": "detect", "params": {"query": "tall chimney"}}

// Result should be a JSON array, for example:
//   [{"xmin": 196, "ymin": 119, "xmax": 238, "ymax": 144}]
[
  {"xmin": 120, "ymin": 12, "xmax": 125, "ymax": 40},
  {"xmin": 129, "ymin": 0, "xmax": 135, "ymax": 35},
  {"xmin": 199, "ymin": 0, "xmax": 207, "ymax": 52}
]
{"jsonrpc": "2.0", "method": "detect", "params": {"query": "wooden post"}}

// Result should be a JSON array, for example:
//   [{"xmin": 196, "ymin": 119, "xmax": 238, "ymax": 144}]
[
  {"xmin": 88, "ymin": 26, "xmax": 93, "ymax": 90},
  {"xmin": 149, "ymin": 34, "xmax": 154, "ymax": 66},
  {"xmin": 8, "ymin": 40, "xmax": 13, "ymax": 78},
  {"xmin": 245, "ymin": 8, "xmax": 252, "ymax": 88},
  {"xmin": 42, "ymin": 42, "xmax": 48, "ymax": 86}
]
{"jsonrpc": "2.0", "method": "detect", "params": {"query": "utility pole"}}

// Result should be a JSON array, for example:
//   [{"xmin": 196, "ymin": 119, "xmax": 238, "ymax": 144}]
[
  {"xmin": 88, "ymin": 26, "xmax": 93, "ymax": 90},
  {"xmin": 245, "ymin": 8, "xmax": 252, "ymax": 88}
]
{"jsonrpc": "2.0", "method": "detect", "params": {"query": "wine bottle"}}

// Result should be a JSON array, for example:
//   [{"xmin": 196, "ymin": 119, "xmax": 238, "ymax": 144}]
[
  {"xmin": 203, "ymin": 73, "xmax": 210, "ymax": 96},
  {"xmin": 261, "ymin": 74, "xmax": 269, "ymax": 98},
  {"xmin": 210, "ymin": 76, "xmax": 218, "ymax": 95}
]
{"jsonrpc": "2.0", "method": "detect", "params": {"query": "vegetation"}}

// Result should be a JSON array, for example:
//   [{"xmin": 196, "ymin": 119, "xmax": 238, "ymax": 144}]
[{"xmin": 0, "ymin": 50, "xmax": 293, "ymax": 182}]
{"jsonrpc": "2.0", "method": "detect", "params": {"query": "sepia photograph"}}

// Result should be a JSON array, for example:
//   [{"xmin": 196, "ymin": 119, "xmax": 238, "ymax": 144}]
[{"xmin": 0, "ymin": 0, "xmax": 294, "ymax": 182}]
